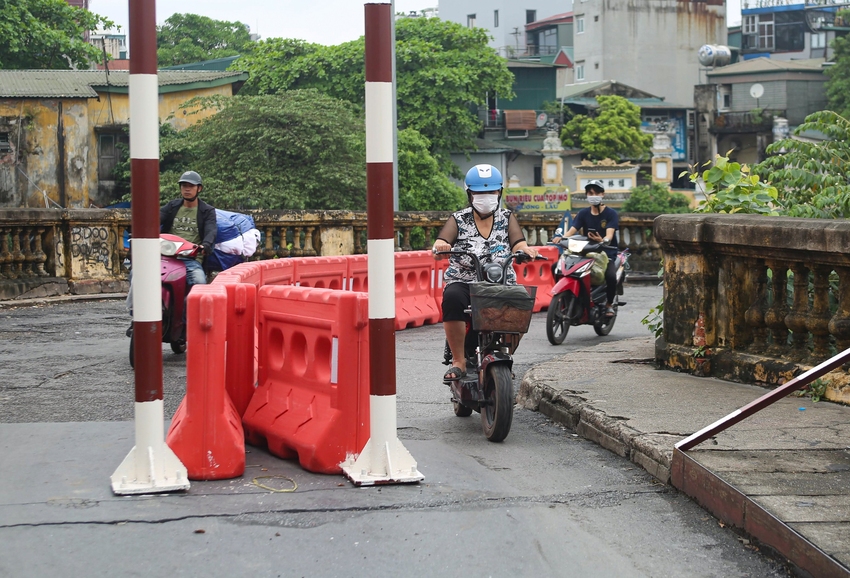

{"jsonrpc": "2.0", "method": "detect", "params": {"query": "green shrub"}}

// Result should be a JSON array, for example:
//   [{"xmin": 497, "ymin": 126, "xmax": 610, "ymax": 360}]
[{"xmin": 622, "ymin": 183, "xmax": 691, "ymax": 214}]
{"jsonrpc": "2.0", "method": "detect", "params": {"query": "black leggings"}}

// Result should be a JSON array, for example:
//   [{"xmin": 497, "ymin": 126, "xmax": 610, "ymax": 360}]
[{"xmin": 441, "ymin": 282, "xmax": 471, "ymax": 321}]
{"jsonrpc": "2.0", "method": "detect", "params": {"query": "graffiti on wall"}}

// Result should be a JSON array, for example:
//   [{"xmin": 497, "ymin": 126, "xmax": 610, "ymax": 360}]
[{"xmin": 70, "ymin": 226, "xmax": 114, "ymax": 270}]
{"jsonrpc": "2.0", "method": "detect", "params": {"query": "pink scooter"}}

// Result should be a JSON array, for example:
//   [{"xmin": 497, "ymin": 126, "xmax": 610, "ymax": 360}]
[{"xmin": 128, "ymin": 234, "xmax": 201, "ymax": 368}]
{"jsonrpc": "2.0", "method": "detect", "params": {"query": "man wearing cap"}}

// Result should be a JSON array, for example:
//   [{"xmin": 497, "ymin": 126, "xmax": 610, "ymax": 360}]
[
  {"xmin": 159, "ymin": 170, "xmax": 217, "ymax": 291},
  {"xmin": 125, "ymin": 171, "xmax": 217, "ymax": 333}
]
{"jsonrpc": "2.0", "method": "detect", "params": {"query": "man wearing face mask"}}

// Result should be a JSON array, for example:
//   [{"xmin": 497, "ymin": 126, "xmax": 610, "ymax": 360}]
[
  {"xmin": 551, "ymin": 179, "xmax": 619, "ymax": 317},
  {"xmin": 432, "ymin": 164, "xmax": 539, "ymax": 382}
]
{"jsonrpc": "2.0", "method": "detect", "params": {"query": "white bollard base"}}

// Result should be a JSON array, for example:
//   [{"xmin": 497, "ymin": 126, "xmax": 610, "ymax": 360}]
[
  {"xmin": 341, "ymin": 437, "xmax": 424, "ymax": 487},
  {"xmin": 111, "ymin": 444, "xmax": 191, "ymax": 495}
]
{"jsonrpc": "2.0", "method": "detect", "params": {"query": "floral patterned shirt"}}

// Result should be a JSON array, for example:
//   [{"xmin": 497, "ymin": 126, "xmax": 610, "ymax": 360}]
[{"xmin": 442, "ymin": 207, "xmax": 518, "ymax": 286}]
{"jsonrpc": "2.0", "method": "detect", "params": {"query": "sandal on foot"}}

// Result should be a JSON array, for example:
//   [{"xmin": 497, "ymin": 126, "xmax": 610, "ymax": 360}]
[
  {"xmin": 443, "ymin": 367, "xmax": 464, "ymax": 382},
  {"xmin": 605, "ymin": 306, "xmax": 615, "ymax": 318}
]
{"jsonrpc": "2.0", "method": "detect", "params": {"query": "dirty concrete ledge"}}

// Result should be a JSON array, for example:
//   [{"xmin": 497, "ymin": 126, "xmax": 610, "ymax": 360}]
[{"xmin": 517, "ymin": 365, "xmax": 674, "ymax": 485}]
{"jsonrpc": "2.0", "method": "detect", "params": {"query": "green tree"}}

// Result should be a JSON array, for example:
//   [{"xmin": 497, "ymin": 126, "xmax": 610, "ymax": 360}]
[
  {"xmin": 397, "ymin": 128, "xmax": 465, "ymax": 211},
  {"xmin": 825, "ymin": 10, "xmax": 850, "ymax": 117},
  {"xmin": 755, "ymin": 110, "xmax": 850, "ymax": 219},
  {"xmin": 684, "ymin": 155, "xmax": 779, "ymax": 215},
  {"xmin": 157, "ymin": 13, "xmax": 255, "ymax": 67},
  {"xmin": 0, "ymin": 0, "xmax": 113, "ymax": 69},
  {"xmin": 158, "ymin": 91, "xmax": 367, "ymax": 211},
  {"xmin": 235, "ymin": 17, "xmax": 514, "ymax": 173},
  {"xmin": 622, "ymin": 183, "xmax": 691, "ymax": 214},
  {"xmin": 560, "ymin": 95, "xmax": 653, "ymax": 161}
]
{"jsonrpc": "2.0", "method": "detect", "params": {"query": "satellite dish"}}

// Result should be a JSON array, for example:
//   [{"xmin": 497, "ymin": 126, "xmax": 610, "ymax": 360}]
[
  {"xmin": 749, "ymin": 83, "xmax": 764, "ymax": 99},
  {"xmin": 536, "ymin": 112, "xmax": 548, "ymax": 127}
]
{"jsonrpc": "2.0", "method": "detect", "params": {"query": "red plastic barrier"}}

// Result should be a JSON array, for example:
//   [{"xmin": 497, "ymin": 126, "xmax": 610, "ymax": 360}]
[
  {"xmin": 216, "ymin": 280, "xmax": 257, "ymax": 417},
  {"xmin": 513, "ymin": 246, "xmax": 556, "ymax": 312},
  {"xmin": 216, "ymin": 261, "xmax": 263, "ymax": 286},
  {"xmin": 167, "ymin": 284, "xmax": 245, "ymax": 480},
  {"xmin": 347, "ymin": 254, "xmax": 369, "ymax": 292},
  {"xmin": 394, "ymin": 251, "xmax": 440, "ymax": 330},
  {"xmin": 261, "ymin": 258, "xmax": 295, "ymax": 287},
  {"xmin": 294, "ymin": 256, "xmax": 347, "ymax": 290},
  {"xmin": 242, "ymin": 285, "xmax": 370, "ymax": 474}
]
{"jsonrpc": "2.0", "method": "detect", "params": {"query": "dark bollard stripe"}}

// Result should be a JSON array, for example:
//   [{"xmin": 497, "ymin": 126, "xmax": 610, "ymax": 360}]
[{"xmin": 134, "ymin": 320, "xmax": 163, "ymax": 402}]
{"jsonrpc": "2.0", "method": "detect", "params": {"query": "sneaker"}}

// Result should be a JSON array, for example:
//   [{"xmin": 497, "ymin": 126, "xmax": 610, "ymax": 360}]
[{"xmin": 125, "ymin": 322, "xmax": 133, "ymax": 337}]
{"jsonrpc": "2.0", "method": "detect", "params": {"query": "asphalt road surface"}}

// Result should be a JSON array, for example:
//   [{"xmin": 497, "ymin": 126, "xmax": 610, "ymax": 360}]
[{"xmin": 0, "ymin": 286, "xmax": 794, "ymax": 577}]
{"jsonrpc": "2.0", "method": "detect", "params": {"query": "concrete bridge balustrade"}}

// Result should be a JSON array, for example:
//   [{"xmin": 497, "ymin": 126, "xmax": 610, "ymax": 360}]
[
  {"xmin": 0, "ymin": 208, "xmax": 661, "ymax": 299},
  {"xmin": 656, "ymin": 214, "xmax": 850, "ymax": 404}
]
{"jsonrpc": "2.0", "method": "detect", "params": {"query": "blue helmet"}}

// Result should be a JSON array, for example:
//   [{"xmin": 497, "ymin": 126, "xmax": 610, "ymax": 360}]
[{"xmin": 464, "ymin": 164, "xmax": 503, "ymax": 192}]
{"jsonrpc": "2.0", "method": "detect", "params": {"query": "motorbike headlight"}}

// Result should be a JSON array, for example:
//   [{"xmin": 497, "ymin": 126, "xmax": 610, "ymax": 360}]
[
  {"xmin": 160, "ymin": 239, "xmax": 180, "ymax": 256},
  {"xmin": 484, "ymin": 263, "xmax": 503, "ymax": 283}
]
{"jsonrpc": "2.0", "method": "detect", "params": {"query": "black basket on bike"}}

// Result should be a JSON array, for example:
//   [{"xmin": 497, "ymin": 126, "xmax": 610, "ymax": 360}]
[{"xmin": 469, "ymin": 282, "xmax": 537, "ymax": 334}]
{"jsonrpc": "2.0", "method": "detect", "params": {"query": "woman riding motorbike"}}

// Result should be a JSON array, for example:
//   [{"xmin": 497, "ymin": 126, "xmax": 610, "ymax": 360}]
[{"xmin": 432, "ymin": 164, "xmax": 539, "ymax": 382}]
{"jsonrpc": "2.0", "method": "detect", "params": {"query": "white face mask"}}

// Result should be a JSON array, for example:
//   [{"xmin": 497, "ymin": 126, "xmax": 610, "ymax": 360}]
[
  {"xmin": 472, "ymin": 193, "xmax": 499, "ymax": 215},
  {"xmin": 587, "ymin": 195, "xmax": 603, "ymax": 206}
]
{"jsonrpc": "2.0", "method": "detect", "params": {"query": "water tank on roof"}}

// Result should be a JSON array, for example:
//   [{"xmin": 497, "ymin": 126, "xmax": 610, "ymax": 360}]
[{"xmin": 698, "ymin": 45, "xmax": 732, "ymax": 68}]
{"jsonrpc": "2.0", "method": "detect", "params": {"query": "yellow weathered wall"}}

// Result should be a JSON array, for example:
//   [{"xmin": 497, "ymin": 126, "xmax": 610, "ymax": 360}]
[{"xmin": 0, "ymin": 83, "xmax": 236, "ymax": 209}]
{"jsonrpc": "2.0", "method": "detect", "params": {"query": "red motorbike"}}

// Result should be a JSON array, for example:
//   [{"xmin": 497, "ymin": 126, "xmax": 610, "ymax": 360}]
[
  {"xmin": 128, "ymin": 234, "xmax": 201, "ymax": 368},
  {"xmin": 546, "ymin": 235, "xmax": 629, "ymax": 345}
]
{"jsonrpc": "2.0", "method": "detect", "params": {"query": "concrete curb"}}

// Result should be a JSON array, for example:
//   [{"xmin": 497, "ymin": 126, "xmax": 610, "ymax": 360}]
[
  {"xmin": 0, "ymin": 292, "xmax": 127, "ymax": 309},
  {"xmin": 517, "ymin": 367, "xmax": 675, "ymax": 484}
]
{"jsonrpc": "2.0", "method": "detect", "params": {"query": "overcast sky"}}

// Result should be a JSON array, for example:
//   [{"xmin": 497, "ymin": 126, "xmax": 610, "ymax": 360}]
[
  {"xmin": 88, "ymin": 0, "xmax": 437, "ymax": 45},
  {"xmin": 89, "ymin": 1, "xmax": 744, "ymax": 46}
]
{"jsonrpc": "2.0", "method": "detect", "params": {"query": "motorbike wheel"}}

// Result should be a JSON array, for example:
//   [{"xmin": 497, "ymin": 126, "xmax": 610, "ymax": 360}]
[
  {"xmin": 594, "ymin": 305, "xmax": 617, "ymax": 336},
  {"xmin": 481, "ymin": 364, "xmax": 514, "ymax": 442},
  {"xmin": 546, "ymin": 293, "xmax": 573, "ymax": 345},
  {"xmin": 453, "ymin": 400, "xmax": 473, "ymax": 417},
  {"xmin": 129, "ymin": 331, "xmax": 135, "ymax": 368}
]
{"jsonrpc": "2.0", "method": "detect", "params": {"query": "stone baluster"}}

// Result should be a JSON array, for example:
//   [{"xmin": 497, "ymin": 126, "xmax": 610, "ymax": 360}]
[
  {"xmin": 22, "ymin": 227, "xmax": 37, "ymax": 277},
  {"xmin": 807, "ymin": 265, "xmax": 833, "ymax": 363},
  {"xmin": 291, "ymin": 226, "xmax": 304, "ymax": 257},
  {"xmin": 262, "ymin": 227, "xmax": 276, "ymax": 260},
  {"xmin": 423, "ymin": 227, "xmax": 434, "ymax": 249},
  {"xmin": 400, "ymin": 226, "xmax": 412, "ymax": 251},
  {"xmin": 0, "ymin": 227, "xmax": 10, "ymax": 279},
  {"xmin": 393, "ymin": 229, "xmax": 401, "ymax": 252},
  {"xmin": 744, "ymin": 260, "xmax": 768, "ymax": 353},
  {"xmin": 353, "ymin": 226, "xmax": 366, "ymax": 254},
  {"xmin": 764, "ymin": 261, "xmax": 789, "ymax": 356},
  {"xmin": 828, "ymin": 267, "xmax": 850, "ymax": 364},
  {"xmin": 10, "ymin": 227, "xmax": 25, "ymax": 279},
  {"xmin": 784, "ymin": 263, "xmax": 810, "ymax": 362},
  {"xmin": 32, "ymin": 227, "xmax": 48, "ymax": 276},
  {"xmin": 303, "ymin": 226, "xmax": 317, "ymax": 256}
]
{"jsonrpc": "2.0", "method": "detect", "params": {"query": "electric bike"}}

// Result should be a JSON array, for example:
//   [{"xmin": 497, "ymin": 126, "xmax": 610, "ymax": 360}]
[{"xmin": 436, "ymin": 249, "xmax": 545, "ymax": 442}]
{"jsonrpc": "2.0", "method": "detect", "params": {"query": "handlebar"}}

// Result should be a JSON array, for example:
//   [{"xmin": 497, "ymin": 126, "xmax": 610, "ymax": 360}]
[{"xmin": 434, "ymin": 249, "xmax": 547, "ymax": 284}]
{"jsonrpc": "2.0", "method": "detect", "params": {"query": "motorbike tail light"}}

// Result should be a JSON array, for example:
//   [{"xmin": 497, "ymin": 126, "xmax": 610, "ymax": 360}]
[{"xmin": 160, "ymin": 239, "xmax": 180, "ymax": 256}]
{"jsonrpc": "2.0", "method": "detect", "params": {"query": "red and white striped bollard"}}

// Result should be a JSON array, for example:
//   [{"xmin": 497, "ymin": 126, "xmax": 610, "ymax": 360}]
[
  {"xmin": 111, "ymin": 0, "xmax": 190, "ymax": 495},
  {"xmin": 341, "ymin": 2, "xmax": 423, "ymax": 486}
]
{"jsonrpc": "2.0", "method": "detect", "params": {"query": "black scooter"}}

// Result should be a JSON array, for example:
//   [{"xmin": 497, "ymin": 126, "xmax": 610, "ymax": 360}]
[{"xmin": 435, "ymin": 250, "xmax": 546, "ymax": 442}]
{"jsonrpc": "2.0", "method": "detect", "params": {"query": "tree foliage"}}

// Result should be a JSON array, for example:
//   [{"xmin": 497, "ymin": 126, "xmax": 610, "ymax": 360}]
[
  {"xmin": 0, "ymin": 0, "xmax": 113, "ymax": 69},
  {"xmin": 683, "ymin": 155, "xmax": 779, "ymax": 215},
  {"xmin": 559, "ymin": 95, "xmax": 653, "ymax": 161},
  {"xmin": 622, "ymin": 183, "xmax": 691, "ymax": 214},
  {"xmin": 825, "ymin": 10, "xmax": 850, "ymax": 118},
  {"xmin": 397, "ymin": 128, "xmax": 465, "ymax": 211},
  {"xmin": 235, "ymin": 17, "xmax": 514, "ymax": 171},
  {"xmin": 157, "ymin": 13, "xmax": 255, "ymax": 67},
  {"xmin": 158, "ymin": 91, "xmax": 367, "ymax": 211},
  {"xmin": 755, "ymin": 110, "xmax": 850, "ymax": 218}
]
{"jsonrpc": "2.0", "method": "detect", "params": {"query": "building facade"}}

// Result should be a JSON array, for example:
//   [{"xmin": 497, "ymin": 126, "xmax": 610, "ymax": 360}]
[
  {"xmin": 438, "ymin": 0, "xmax": 573, "ymax": 57},
  {"xmin": 738, "ymin": 0, "xmax": 844, "ymax": 61},
  {"xmin": 571, "ymin": 0, "xmax": 727, "ymax": 108},
  {"xmin": 0, "ymin": 70, "xmax": 248, "ymax": 208}
]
